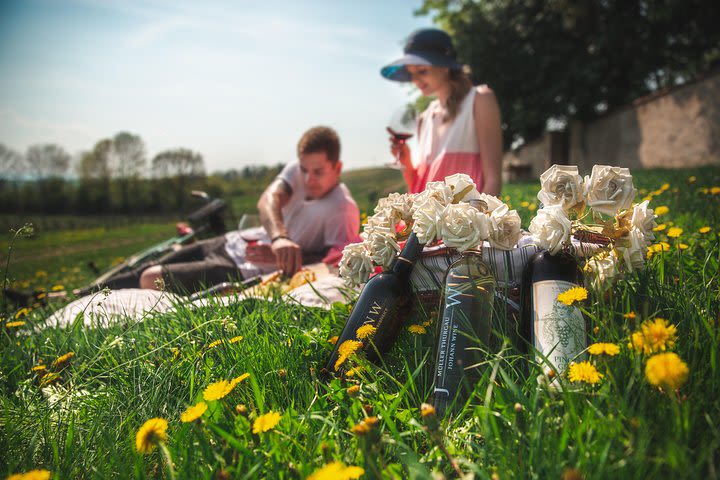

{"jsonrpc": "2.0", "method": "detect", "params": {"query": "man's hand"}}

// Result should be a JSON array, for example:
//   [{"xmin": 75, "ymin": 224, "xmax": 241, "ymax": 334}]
[
  {"xmin": 245, "ymin": 243, "xmax": 277, "ymax": 264},
  {"xmin": 270, "ymin": 238, "xmax": 302, "ymax": 276}
]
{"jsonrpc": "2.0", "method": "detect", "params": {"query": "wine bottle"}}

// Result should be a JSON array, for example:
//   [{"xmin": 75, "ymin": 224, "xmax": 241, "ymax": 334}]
[
  {"xmin": 432, "ymin": 244, "xmax": 496, "ymax": 417},
  {"xmin": 520, "ymin": 250, "xmax": 587, "ymax": 380},
  {"xmin": 324, "ymin": 233, "xmax": 424, "ymax": 374}
]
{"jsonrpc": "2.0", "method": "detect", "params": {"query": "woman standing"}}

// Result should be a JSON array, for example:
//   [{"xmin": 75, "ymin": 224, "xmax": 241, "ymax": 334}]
[{"xmin": 381, "ymin": 28, "xmax": 503, "ymax": 196}]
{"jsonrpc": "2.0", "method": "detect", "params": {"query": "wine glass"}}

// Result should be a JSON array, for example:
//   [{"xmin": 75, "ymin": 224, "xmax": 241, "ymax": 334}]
[
  {"xmin": 238, "ymin": 213, "xmax": 264, "ymax": 246},
  {"xmin": 385, "ymin": 104, "xmax": 416, "ymax": 169}
]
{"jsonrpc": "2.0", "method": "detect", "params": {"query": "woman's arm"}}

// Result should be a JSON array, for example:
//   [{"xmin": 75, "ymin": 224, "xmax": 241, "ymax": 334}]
[{"xmin": 473, "ymin": 86, "xmax": 503, "ymax": 196}]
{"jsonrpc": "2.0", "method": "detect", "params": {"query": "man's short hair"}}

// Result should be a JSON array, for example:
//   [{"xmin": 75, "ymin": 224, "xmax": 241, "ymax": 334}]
[{"xmin": 297, "ymin": 126, "xmax": 341, "ymax": 165}]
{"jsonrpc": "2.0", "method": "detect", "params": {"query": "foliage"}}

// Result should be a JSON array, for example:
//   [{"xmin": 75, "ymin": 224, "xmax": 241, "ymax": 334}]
[
  {"xmin": 417, "ymin": 0, "xmax": 720, "ymax": 147},
  {"xmin": 1, "ymin": 167, "xmax": 719, "ymax": 478}
]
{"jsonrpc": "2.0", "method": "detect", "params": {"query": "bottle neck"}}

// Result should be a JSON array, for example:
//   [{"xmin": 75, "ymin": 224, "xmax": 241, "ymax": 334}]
[{"xmin": 392, "ymin": 233, "xmax": 424, "ymax": 279}]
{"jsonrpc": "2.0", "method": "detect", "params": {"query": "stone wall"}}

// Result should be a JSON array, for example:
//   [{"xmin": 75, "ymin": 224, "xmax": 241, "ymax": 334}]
[{"xmin": 504, "ymin": 71, "xmax": 720, "ymax": 178}]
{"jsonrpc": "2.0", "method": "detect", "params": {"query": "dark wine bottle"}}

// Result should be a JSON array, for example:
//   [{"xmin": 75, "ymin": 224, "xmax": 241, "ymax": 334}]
[
  {"xmin": 432, "ymin": 244, "xmax": 496, "ymax": 417},
  {"xmin": 520, "ymin": 250, "xmax": 587, "ymax": 379},
  {"xmin": 324, "ymin": 233, "xmax": 424, "ymax": 374}
]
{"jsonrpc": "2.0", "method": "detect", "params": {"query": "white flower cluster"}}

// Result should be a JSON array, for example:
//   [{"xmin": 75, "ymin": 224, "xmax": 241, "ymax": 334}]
[
  {"xmin": 339, "ymin": 173, "xmax": 522, "ymax": 286},
  {"xmin": 529, "ymin": 164, "xmax": 657, "ymax": 288}
]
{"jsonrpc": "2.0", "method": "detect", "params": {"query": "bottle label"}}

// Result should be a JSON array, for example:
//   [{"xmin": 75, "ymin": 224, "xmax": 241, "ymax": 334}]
[{"xmin": 532, "ymin": 280, "xmax": 586, "ymax": 374}]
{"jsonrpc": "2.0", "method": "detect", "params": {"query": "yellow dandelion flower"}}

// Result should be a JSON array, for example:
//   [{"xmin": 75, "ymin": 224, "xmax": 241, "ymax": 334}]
[
  {"xmin": 557, "ymin": 287, "xmax": 588, "ymax": 306},
  {"xmin": 327, "ymin": 336, "xmax": 339, "ymax": 345},
  {"xmin": 588, "ymin": 343, "xmax": 620, "ymax": 356},
  {"xmin": 688, "ymin": 176, "xmax": 696, "ymax": 183},
  {"xmin": 229, "ymin": 335, "xmax": 243, "ymax": 343},
  {"xmin": 629, "ymin": 318, "xmax": 677, "ymax": 354},
  {"xmin": 207, "ymin": 339, "xmax": 223, "ymax": 349},
  {"xmin": 654, "ymin": 206, "xmax": 669, "ymax": 216},
  {"xmin": 677, "ymin": 243, "xmax": 689, "ymax": 250},
  {"xmin": 355, "ymin": 324, "xmax": 377, "ymax": 339},
  {"xmin": 35, "ymin": 270, "xmax": 47, "ymax": 278},
  {"xmin": 5, "ymin": 321, "xmax": 26, "ymax": 328},
  {"xmin": 645, "ymin": 352, "xmax": 689, "ymax": 390},
  {"xmin": 420, "ymin": 403, "xmax": 436, "ymax": 417},
  {"xmin": 31, "ymin": 365, "xmax": 47, "ymax": 374},
  {"xmin": 623, "ymin": 312, "xmax": 636, "ymax": 319},
  {"xmin": 252, "ymin": 411, "xmax": 281, "ymax": 434},
  {"xmin": 334, "ymin": 340, "xmax": 363, "ymax": 371},
  {"xmin": 307, "ymin": 462, "xmax": 365, "ymax": 480},
  {"xmin": 699, "ymin": 226, "xmax": 711, "ymax": 234},
  {"xmin": 711, "ymin": 186, "xmax": 720, "ymax": 195},
  {"xmin": 346, "ymin": 385, "xmax": 360, "ymax": 396},
  {"xmin": 135, "ymin": 417, "xmax": 168, "ymax": 454},
  {"xmin": 15, "ymin": 307, "xmax": 31, "ymax": 319},
  {"xmin": 408, "ymin": 324, "xmax": 427, "ymax": 335},
  {"xmin": 39, "ymin": 372, "xmax": 60, "ymax": 387},
  {"xmin": 180, "ymin": 402, "xmax": 208, "ymax": 423},
  {"xmin": 51, "ymin": 285, "xmax": 64, "ymax": 291},
  {"xmin": 528, "ymin": 203, "xmax": 537, "ymax": 211},
  {"xmin": 568, "ymin": 361, "xmax": 603, "ymax": 384},
  {"xmin": 6, "ymin": 469, "xmax": 52, "ymax": 480},
  {"xmin": 51, "ymin": 352, "xmax": 75, "ymax": 370},
  {"xmin": 36, "ymin": 293, "xmax": 46, "ymax": 300},
  {"xmin": 652, "ymin": 224, "xmax": 666, "ymax": 232},
  {"xmin": 520, "ymin": 201, "xmax": 529, "ymax": 208},
  {"xmin": 422, "ymin": 319, "xmax": 433, "ymax": 327},
  {"xmin": 203, "ymin": 380, "xmax": 233, "ymax": 401},
  {"xmin": 660, "ymin": 183, "xmax": 670, "ymax": 191},
  {"xmin": 229, "ymin": 373, "xmax": 250, "ymax": 388},
  {"xmin": 346, "ymin": 366, "xmax": 363, "ymax": 377},
  {"xmin": 351, "ymin": 422, "xmax": 371, "ymax": 436},
  {"xmin": 666, "ymin": 227, "xmax": 683, "ymax": 238}
]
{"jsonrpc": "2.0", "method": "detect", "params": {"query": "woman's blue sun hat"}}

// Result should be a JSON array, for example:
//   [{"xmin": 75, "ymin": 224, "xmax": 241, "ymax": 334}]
[{"xmin": 381, "ymin": 28, "xmax": 463, "ymax": 82}]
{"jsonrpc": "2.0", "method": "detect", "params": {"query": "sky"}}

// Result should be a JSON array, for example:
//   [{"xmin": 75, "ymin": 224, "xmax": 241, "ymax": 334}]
[{"xmin": 0, "ymin": 0, "xmax": 435, "ymax": 173}]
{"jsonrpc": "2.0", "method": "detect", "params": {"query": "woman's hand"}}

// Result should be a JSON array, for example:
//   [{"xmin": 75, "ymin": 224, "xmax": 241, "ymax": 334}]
[{"xmin": 389, "ymin": 135, "xmax": 412, "ymax": 169}]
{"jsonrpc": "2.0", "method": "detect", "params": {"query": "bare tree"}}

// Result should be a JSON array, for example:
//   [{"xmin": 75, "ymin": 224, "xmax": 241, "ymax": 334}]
[
  {"xmin": 25, "ymin": 144, "xmax": 71, "ymax": 179},
  {"xmin": 152, "ymin": 148, "xmax": 206, "ymax": 209},
  {"xmin": 0, "ymin": 143, "xmax": 24, "ymax": 181}
]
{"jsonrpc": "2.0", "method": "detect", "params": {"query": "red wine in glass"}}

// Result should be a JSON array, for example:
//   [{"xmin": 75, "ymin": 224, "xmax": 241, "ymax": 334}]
[{"xmin": 386, "ymin": 104, "xmax": 416, "ymax": 169}]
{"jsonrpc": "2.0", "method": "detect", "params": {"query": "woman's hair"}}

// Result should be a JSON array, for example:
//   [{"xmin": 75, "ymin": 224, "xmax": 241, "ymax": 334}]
[
  {"xmin": 297, "ymin": 126, "xmax": 341, "ymax": 165},
  {"xmin": 444, "ymin": 66, "xmax": 473, "ymax": 123}
]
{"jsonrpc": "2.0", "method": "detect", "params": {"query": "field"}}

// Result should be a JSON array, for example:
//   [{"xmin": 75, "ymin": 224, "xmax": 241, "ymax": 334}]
[{"xmin": 1, "ymin": 166, "xmax": 719, "ymax": 479}]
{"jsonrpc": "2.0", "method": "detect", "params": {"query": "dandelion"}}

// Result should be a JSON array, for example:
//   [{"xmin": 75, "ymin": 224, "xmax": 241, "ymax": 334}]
[
  {"xmin": 677, "ymin": 243, "xmax": 689, "ymax": 250},
  {"xmin": 660, "ymin": 183, "xmax": 670, "ymax": 191},
  {"xmin": 135, "ymin": 417, "xmax": 168, "ymax": 454},
  {"xmin": 652, "ymin": 224, "xmax": 666, "ymax": 232},
  {"xmin": 567, "ymin": 361, "xmax": 603, "ymax": 384},
  {"xmin": 666, "ymin": 227, "xmax": 683, "ymax": 238},
  {"xmin": 420, "ymin": 403, "xmax": 436, "ymax": 418},
  {"xmin": 31, "ymin": 365, "xmax": 47, "ymax": 374},
  {"xmin": 15, "ymin": 307, "xmax": 31, "ymax": 319},
  {"xmin": 688, "ymin": 175, "xmax": 696, "ymax": 183},
  {"xmin": 51, "ymin": 285, "xmax": 64, "ymax": 291},
  {"xmin": 39, "ymin": 372, "xmax": 60, "ymax": 387},
  {"xmin": 351, "ymin": 422, "xmax": 371, "ymax": 436},
  {"xmin": 645, "ymin": 352, "xmax": 689, "ymax": 390},
  {"xmin": 327, "ymin": 336, "xmax": 339, "ymax": 345},
  {"xmin": 307, "ymin": 462, "xmax": 364, "ymax": 480},
  {"xmin": 235, "ymin": 404, "xmax": 248, "ymax": 416},
  {"xmin": 355, "ymin": 324, "xmax": 377, "ymax": 339},
  {"xmin": 180, "ymin": 402, "xmax": 208, "ymax": 423},
  {"xmin": 229, "ymin": 335, "xmax": 243, "ymax": 343},
  {"xmin": 252, "ymin": 411, "xmax": 281, "ymax": 433},
  {"xmin": 699, "ymin": 226, "xmax": 711, "ymax": 234},
  {"xmin": 207, "ymin": 339, "xmax": 223, "ymax": 349},
  {"xmin": 623, "ymin": 312, "xmax": 636, "ymax": 319},
  {"xmin": 528, "ymin": 203, "xmax": 537, "ymax": 211},
  {"xmin": 588, "ymin": 343, "xmax": 620, "ymax": 356},
  {"xmin": 203, "ymin": 380, "xmax": 233, "ymax": 401},
  {"xmin": 408, "ymin": 324, "xmax": 427, "ymax": 334},
  {"xmin": 229, "ymin": 373, "xmax": 250, "ymax": 388},
  {"xmin": 5, "ymin": 321, "xmax": 26, "ymax": 328},
  {"xmin": 51, "ymin": 352, "xmax": 74, "ymax": 370},
  {"xmin": 629, "ymin": 318, "xmax": 677, "ymax": 354},
  {"xmin": 654, "ymin": 206, "xmax": 669, "ymax": 216},
  {"xmin": 334, "ymin": 340, "xmax": 363, "ymax": 371},
  {"xmin": 6, "ymin": 469, "xmax": 52, "ymax": 480},
  {"xmin": 346, "ymin": 385, "xmax": 360, "ymax": 396},
  {"xmin": 711, "ymin": 186, "xmax": 720, "ymax": 195},
  {"xmin": 557, "ymin": 287, "xmax": 588, "ymax": 306},
  {"xmin": 520, "ymin": 201, "xmax": 529, "ymax": 208},
  {"xmin": 346, "ymin": 366, "xmax": 363, "ymax": 377}
]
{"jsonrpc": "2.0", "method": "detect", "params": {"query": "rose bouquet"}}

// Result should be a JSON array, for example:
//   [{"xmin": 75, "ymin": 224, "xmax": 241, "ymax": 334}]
[
  {"xmin": 339, "ymin": 173, "xmax": 523, "ymax": 287},
  {"xmin": 528, "ymin": 164, "xmax": 657, "ymax": 288}
]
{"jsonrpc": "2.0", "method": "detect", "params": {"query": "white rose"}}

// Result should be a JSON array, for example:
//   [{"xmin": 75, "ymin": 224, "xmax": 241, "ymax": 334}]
[
  {"xmin": 617, "ymin": 228, "xmax": 646, "ymax": 273},
  {"xmin": 410, "ymin": 181, "xmax": 453, "ymax": 214},
  {"xmin": 338, "ymin": 242, "xmax": 374, "ymax": 286},
  {"xmin": 528, "ymin": 206, "xmax": 572, "ymax": 255},
  {"xmin": 475, "ymin": 193, "xmax": 505, "ymax": 213},
  {"xmin": 444, "ymin": 173, "xmax": 480, "ymax": 203},
  {"xmin": 585, "ymin": 250, "xmax": 619, "ymax": 291},
  {"xmin": 375, "ymin": 192, "xmax": 414, "ymax": 224},
  {"xmin": 487, "ymin": 204, "xmax": 522, "ymax": 250},
  {"xmin": 585, "ymin": 165, "xmax": 637, "ymax": 216},
  {"xmin": 361, "ymin": 213, "xmax": 394, "ymax": 240},
  {"xmin": 366, "ymin": 231, "xmax": 401, "ymax": 268},
  {"xmin": 438, "ymin": 203, "xmax": 491, "ymax": 252},
  {"xmin": 630, "ymin": 200, "xmax": 657, "ymax": 242},
  {"xmin": 411, "ymin": 197, "xmax": 445, "ymax": 244},
  {"xmin": 537, "ymin": 164, "xmax": 585, "ymax": 212}
]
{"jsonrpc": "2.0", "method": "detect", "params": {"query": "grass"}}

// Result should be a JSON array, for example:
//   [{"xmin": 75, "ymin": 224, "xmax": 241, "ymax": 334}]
[{"xmin": 1, "ymin": 166, "xmax": 719, "ymax": 479}]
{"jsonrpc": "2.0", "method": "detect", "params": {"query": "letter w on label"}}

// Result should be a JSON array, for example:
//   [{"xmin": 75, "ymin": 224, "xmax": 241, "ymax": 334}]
[
  {"xmin": 445, "ymin": 285, "xmax": 462, "ymax": 307},
  {"xmin": 365, "ymin": 301, "xmax": 383, "ymax": 321}
]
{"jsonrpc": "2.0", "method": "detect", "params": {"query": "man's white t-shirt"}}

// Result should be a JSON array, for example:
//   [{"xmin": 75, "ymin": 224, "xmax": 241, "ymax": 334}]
[{"xmin": 224, "ymin": 162, "xmax": 360, "ymax": 277}]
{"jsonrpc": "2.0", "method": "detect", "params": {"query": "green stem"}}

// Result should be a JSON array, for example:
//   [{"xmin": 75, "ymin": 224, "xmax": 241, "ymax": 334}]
[{"xmin": 159, "ymin": 442, "xmax": 176, "ymax": 480}]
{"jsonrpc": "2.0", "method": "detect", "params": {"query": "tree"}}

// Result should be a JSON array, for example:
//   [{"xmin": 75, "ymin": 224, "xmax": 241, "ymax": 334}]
[
  {"xmin": 152, "ymin": 148, "xmax": 206, "ymax": 209},
  {"xmin": 25, "ymin": 143, "xmax": 71, "ymax": 179},
  {"xmin": 110, "ymin": 132, "xmax": 147, "ymax": 211},
  {"xmin": 77, "ymin": 139, "xmax": 112, "ymax": 180},
  {"xmin": 76, "ymin": 139, "xmax": 113, "ymax": 213},
  {"xmin": 0, "ymin": 143, "xmax": 24, "ymax": 181},
  {"xmin": 417, "ymin": 0, "xmax": 720, "ymax": 147}
]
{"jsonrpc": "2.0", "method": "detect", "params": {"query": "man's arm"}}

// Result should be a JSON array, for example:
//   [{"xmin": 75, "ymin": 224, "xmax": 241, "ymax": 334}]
[{"xmin": 256, "ymin": 178, "xmax": 303, "ymax": 275}]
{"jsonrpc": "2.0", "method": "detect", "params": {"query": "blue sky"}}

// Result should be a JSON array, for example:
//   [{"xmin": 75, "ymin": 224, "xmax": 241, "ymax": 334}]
[{"xmin": 0, "ymin": 0, "xmax": 435, "ymax": 173}]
